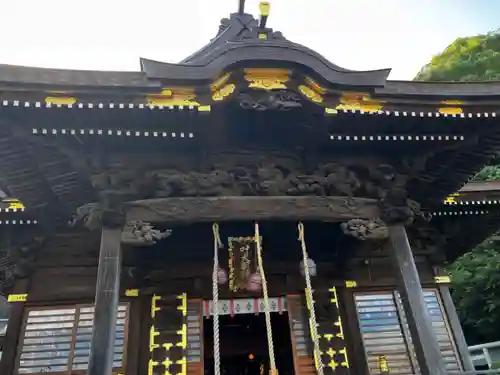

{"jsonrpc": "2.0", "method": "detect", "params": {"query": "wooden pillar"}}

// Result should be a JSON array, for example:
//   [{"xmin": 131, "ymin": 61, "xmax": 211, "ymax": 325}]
[
  {"xmin": 88, "ymin": 225, "xmax": 123, "ymax": 375},
  {"xmin": 438, "ymin": 285, "xmax": 475, "ymax": 371},
  {"xmin": 387, "ymin": 224, "xmax": 446, "ymax": 375},
  {"xmin": 0, "ymin": 278, "xmax": 28, "ymax": 375}
]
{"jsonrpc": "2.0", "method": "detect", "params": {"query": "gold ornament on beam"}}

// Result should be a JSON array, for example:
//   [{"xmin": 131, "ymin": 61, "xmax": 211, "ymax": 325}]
[
  {"xmin": 335, "ymin": 92, "xmax": 384, "ymax": 112},
  {"xmin": 45, "ymin": 96, "xmax": 77, "ymax": 106},
  {"xmin": 212, "ymin": 84, "xmax": 236, "ymax": 101},
  {"xmin": 298, "ymin": 85, "xmax": 323, "ymax": 103},
  {"xmin": 244, "ymin": 68, "xmax": 290, "ymax": 90},
  {"xmin": 211, "ymin": 73, "xmax": 231, "ymax": 90},
  {"xmin": 147, "ymin": 87, "xmax": 200, "ymax": 107},
  {"xmin": 210, "ymin": 73, "xmax": 236, "ymax": 101},
  {"xmin": 304, "ymin": 77, "xmax": 327, "ymax": 94},
  {"xmin": 444, "ymin": 192, "xmax": 459, "ymax": 204},
  {"xmin": 438, "ymin": 100, "xmax": 464, "ymax": 115}
]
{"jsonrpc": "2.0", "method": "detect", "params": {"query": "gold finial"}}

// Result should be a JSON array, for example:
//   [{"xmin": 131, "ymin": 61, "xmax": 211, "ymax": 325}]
[
  {"xmin": 259, "ymin": 1, "xmax": 270, "ymax": 16},
  {"xmin": 259, "ymin": 1, "xmax": 270, "ymax": 28}
]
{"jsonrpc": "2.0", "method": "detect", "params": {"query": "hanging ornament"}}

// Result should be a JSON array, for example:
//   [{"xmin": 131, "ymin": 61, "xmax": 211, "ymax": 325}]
[
  {"xmin": 300, "ymin": 257, "xmax": 317, "ymax": 277},
  {"xmin": 217, "ymin": 268, "xmax": 228, "ymax": 285},
  {"xmin": 247, "ymin": 272, "xmax": 262, "ymax": 291}
]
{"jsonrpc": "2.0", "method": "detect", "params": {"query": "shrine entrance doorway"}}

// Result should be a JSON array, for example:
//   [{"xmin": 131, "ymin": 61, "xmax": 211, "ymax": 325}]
[{"xmin": 203, "ymin": 312, "xmax": 294, "ymax": 375}]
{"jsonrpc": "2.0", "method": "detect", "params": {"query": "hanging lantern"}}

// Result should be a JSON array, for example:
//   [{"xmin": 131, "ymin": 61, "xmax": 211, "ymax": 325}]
[
  {"xmin": 247, "ymin": 272, "xmax": 262, "ymax": 291},
  {"xmin": 300, "ymin": 258, "xmax": 317, "ymax": 277},
  {"xmin": 217, "ymin": 268, "xmax": 228, "ymax": 285}
]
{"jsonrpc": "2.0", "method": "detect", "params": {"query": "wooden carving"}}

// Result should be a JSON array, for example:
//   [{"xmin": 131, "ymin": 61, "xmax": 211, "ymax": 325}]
[
  {"xmin": 91, "ymin": 161, "xmax": 365, "ymax": 200},
  {"xmin": 238, "ymin": 90, "xmax": 302, "ymax": 111},
  {"xmin": 0, "ymin": 237, "xmax": 43, "ymax": 294},
  {"xmin": 366, "ymin": 164, "xmax": 421, "ymax": 225},
  {"xmin": 121, "ymin": 222, "xmax": 172, "ymax": 246},
  {"xmin": 79, "ymin": 151, "xmax": 426, "ymax": 226},
  {"xmin": 341, "ymin": 219, "xmax": 389, "ymax": 241},
  {"xmin": 125, "ymin": 196, "xmax": 380, "ymax": 223}
]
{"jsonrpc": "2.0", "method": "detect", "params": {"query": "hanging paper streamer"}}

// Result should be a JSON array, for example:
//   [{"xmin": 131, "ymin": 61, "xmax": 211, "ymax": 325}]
[{"xmin": 203, "ymin": 297, "xmax": 287, "ymax": 316}]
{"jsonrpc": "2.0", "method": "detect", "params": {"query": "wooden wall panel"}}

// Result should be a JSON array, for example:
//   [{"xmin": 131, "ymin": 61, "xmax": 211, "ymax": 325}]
[
  {"xmin": 149, "ymin": 293, "xmax": 188, "ymax": 375},
  {"xmin": 287, "ymin": 295, "xmax": 315, "ymax": 375},
  {"xmin": 316, "ymin": 287, "xmax": 351, "ymax": 375},
  {"xmin": 186, "ymin": 299, "xmax": 203, "ymax": 375}
]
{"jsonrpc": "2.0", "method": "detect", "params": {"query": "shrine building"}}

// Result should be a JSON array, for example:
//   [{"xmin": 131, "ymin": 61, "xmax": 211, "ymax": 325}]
[{"xmin": 1, "ymin": 2, "xmax": 500, "ymax": 375}]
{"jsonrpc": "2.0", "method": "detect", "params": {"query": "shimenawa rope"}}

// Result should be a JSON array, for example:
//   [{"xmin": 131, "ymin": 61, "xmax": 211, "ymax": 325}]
[
  {"xmin": 212, "ymin": 223, "xmax": 223, "ymax": 375},
  {"xmin": 298, "ymin": 222, "xmax": 324, "ymax": 375},
  {"xmin": 255, "ymin": 222, "xmax": 278, "ymax": 375}
]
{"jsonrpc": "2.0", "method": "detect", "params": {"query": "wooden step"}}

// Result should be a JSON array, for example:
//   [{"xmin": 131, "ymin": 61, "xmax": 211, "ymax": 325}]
[
  {"xmin": 296, "ymin": 356, "xmax": 317, "ymax": 375},
  {"xmin": 187, "ymin": 362, "xmax": 203, "ymax": 375}
]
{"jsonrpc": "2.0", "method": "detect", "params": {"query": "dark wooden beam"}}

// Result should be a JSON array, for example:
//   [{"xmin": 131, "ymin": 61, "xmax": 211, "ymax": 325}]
[
  {"xmin": 125, "ymin": 196, "xmax": 380, "ymax": 223},
  {"xmin": 0, "ymin": 278, "xmax": 28, "ymax": 375},
  {"xmin": 438, "ymin": 286, "xmax": 475, "ymax": 372},
  {"xmin": 88, "ymin": 226, "xmax": 123, "ymax": 375},
  {"xmin": 387, "ymin": 224, "xmax": 446, "ymax": 375}
]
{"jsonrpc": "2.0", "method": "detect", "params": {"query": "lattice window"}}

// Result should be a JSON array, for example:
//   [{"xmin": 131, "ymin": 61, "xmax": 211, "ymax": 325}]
[
  {"xmin": 421, "ymin": 290, "xmax": 461, "ymax": 372},
  {"xmin": 16, "ymin": 304, "xmax": 128, "ymax": 374},
  {"xmin": 354, "ymin": 292, "xmax": 416, "ymax": 375},
  {"xmin": 354, "ymin": 289, "xmax": 462, "ymax": 375}
]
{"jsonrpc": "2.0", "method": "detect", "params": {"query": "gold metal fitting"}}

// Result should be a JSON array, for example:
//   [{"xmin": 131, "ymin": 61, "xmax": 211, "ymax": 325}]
[{"xmin": 259, "ymin": 1, "xmax": 270, "ymax": 17}]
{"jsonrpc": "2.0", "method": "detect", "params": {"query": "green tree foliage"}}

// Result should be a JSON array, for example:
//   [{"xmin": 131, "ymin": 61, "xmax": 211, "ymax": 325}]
[
  {"xmin": 415, "ymin": 30, "xmax": 500, "ymax": 81},
  {"xmin": 447, "ymin": 239, "xmax": 500, "ymax": 344},
  {"xmin": 414, "ymin": 30, "xmax": 500, "ymax": 345},
  {"xmin": 473, "ymin": 164, "xmax": 500, "ymax": 181}
]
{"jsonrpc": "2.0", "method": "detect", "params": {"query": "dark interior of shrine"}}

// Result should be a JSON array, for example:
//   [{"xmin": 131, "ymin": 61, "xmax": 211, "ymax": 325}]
[
  {"xmin": 124, "ymin": 220, "xmax": 360, "ymax": 266},
  {"xmin": 203, "ymin": 312, "xmax": 294, "ymax": 375}
]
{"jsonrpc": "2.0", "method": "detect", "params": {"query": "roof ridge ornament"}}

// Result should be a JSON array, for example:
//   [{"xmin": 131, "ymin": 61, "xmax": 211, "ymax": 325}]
[
  {"xmin": 258, "ymin": 1, "xmax": 270, "ymax": 29},
  {"xmin": 142, "ymin": 2, "xmax": 391, "ymax": 87},
  {"xmin": 238, "ymin": 0, "xmax": 246, "ymax": 14}
]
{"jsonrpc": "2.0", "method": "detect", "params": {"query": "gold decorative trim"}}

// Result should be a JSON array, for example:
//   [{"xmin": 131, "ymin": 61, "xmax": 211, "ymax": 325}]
[
  {"xmin": 198, "ymin": 105, "xmax": 211, "ymax": 112},
  {"xmin": 244, "ymin": 68, "xmax": 289, "ymax": 90},
  {"xmin": 45, "ymin": 96, "xmax": 77, "ymax": 105},
  {"xmin": 336, "ymin": 92, "xmax": 384, "ymax": 112},
  {"xmin": 434, "ymin": 275, "xmax": 451, "ymax": 283},
  {"xmin": 8, "ymin": 293, "xmax": 28, "ymax": 302},
  {"xmin": 3, "ymin": 198, "xmax": 25, "ymax": 210},
  {"xmin": 439, "ymin": 100, "xmax": 464, "ymax": 115},
  {"xmin": 125, "ymin": 289, "xmax": 139, "ymax": 297},
  {"xmin": 298, "ymin": 84, "xmax": 323, "ymax": 103},
  {"xmin": 345, "ymin": 280, "xmax": 357, "ymax": 288},
  {"xmin": 210, "ymin": 73, "xmax": 231, "ymax": 91},
  {"xmin": 444, "ymin": 192, "xmax": 460, "ymax": 204},
  {"xmin": 212, "ymin": 84, "xmax": 236, "ymax": 101},
  {"xmin": 304, "ymin": 77, "xmax": 327, "ymax": 94},
  {"xmin": 147, "ymin": 87, "xmax": 199, "ymax": 107}
]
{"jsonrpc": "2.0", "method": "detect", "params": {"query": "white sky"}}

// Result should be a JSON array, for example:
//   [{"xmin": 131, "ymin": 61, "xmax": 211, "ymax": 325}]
[{"xmin": 0, "ymin": 0, "xmax": 497, "ymax": 80}]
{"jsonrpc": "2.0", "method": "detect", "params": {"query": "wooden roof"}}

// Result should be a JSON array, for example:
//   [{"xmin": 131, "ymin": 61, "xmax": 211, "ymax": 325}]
[
  {"xmin": 1, "ymin": 11, "xmax": 500, "ymax": 113},
  {"xmin": 1, "ymin": 7, "xmax": 500, "ymax": 227},
  {"xmin": 424, "ymin": 181, "xmax": 500, "ymax": 261}
]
